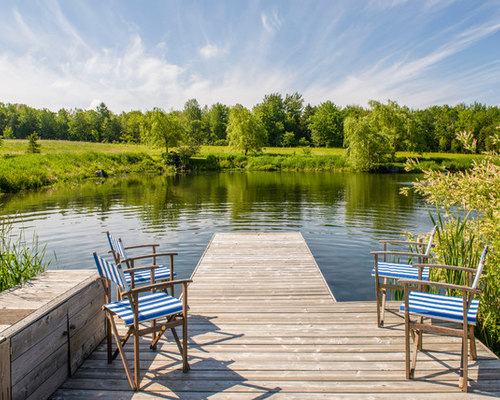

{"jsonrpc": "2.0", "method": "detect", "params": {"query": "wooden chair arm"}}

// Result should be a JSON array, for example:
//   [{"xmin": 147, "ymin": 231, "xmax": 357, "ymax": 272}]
[
  {"xmin": 370, "ymin": 251, "xmax": 432, "ymax": 258},
  {"xmin": 379, "ymin": 240, "xmax": 431, "ymax": 247},
  {"xmin": 124, "ymin": 279, "xmax": 193, "ymax": 295},
  {"xmin": 123, "ymin": 265, "xmax": 161, "ymax": 273},
  {"xmin": 412, "ymin": 264, "xmax": 478, "ymax": 273},
  {"xmin": 122, "ymin": 252, "xmax": 178, "ymax": 263},
  {"xmin": 124, "ymin": 244, "xmax": 159, "ymax": 250},
  {"xmin": 399, "ymin": 278, "xmax": 482, "ymax": 294}
]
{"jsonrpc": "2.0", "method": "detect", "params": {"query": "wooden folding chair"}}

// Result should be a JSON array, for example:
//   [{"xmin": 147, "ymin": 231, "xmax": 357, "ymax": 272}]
[
  {"xmin": 399, "ymin": 245, "xmax": 488, "ymax": 392},
  {"xmin": 371, "ymin": 226, "xmax": 437, "ymax": 327},
  {"xmin": 106, "ymin": 231, "xmax": 177, "ymax": 296},
  {"xmin": 93, "ymin": 253, "xmax": 191, "ymax": 391}
]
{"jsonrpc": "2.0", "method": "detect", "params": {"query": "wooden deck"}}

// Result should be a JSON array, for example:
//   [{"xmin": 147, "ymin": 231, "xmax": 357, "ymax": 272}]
[{"xmin": 52, "ymin": 232, "xmax": 500, "ymax": 399}]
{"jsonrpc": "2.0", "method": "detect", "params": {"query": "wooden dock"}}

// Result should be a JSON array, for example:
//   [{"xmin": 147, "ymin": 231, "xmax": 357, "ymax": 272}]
[{"xmin": 52, "ymin": 232, "xmax": 500, "ymax": 399}]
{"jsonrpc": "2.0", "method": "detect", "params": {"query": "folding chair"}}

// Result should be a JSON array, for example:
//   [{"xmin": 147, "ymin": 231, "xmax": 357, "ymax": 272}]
[
  {"xmin": 399, "ymin": 245, "xmax": 488, "ymax": 392},
  {"xmin": 93, "ymin": 253, "xmax": 191, "ymax": 391},
  {"xmin": 371, "ymin": 226, "xmax": 437, "ymax": 327},
  {"xmin": 106, "ymin": 232, "xmax": 177, "ymax": 296}
]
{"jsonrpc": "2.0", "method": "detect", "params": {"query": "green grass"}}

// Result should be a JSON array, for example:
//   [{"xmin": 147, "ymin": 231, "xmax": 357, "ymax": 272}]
[
  {"xmin": 0, "ymin": 141, "xmax": 165, "ymax": 193},
  {"xmin": 0, "ymin": 140, "xmax": 482, "ymax": 194},
  {"xmin": 1, "ymin": 216, "xmax": 51, "ymax": 292}
]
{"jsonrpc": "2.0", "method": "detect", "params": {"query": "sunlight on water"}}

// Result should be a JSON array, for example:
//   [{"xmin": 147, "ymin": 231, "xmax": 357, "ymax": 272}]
[{"xmin": 0, "ymin": 171, "xmax": 432, "ymax": 301}]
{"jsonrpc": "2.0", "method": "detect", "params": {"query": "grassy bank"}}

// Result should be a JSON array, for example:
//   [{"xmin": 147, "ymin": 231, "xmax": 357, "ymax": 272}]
[
  {"xmin": 0, "ymin": 140, "xmax": 164, "ymax": 193},
  {"xmin": 0, "ymin": 140, "xmax": 481, "ymax": 194}
]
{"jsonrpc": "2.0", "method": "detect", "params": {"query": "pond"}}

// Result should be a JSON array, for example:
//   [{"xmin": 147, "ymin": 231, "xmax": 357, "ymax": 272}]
[{"xmin": 0, "ymin": 171, "xmax": 433, "ymax": 301}]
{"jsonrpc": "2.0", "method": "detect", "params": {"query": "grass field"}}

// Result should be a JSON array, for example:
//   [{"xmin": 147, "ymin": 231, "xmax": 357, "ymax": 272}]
[{"xmin": 0, "ymin": 139, "xmax": 481, "ymax": 194}]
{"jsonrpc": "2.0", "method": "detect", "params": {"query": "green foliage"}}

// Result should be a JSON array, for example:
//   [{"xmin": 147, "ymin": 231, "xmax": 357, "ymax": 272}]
[
  {"xmin": 0, "ymin": 151, "xmax": 161, "ymax": 193},
  {"xmin": 141, "ymin": 108, "xmax": 184, "ymax": 152},
  {"xmin": 308, "ymin": 101, "xmax": 343, "ymax": 147},
  {"xmin": 0, "ymin": 217, "xmax": 51, "ymax": 292},
  {"xmin": 253, "ymin": 93, "xmax": 286, "ymax": 147},
  {"xmin": 3, "ymin": 126, "xmax": 14, "ymax": 139},
  {"xmin": 408, "ymin": 131, "xmax": 500, "ymax": 355},
  {"xmin": 26, "ymin": 132, "xmax": 41, "ymax": 153},
  {"xmin": 344, "ymin": 115, "xmax": 390, "ymax": 171},
  {"xmin": 227, "ymin": 104, "xmax": 266, "ymax": 155}
]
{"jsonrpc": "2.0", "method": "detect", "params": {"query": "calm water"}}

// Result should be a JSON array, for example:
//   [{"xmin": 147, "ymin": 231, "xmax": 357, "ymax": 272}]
[{"xmin": 0, "ymin": 171, "xmax": 433, "ymax": 301}]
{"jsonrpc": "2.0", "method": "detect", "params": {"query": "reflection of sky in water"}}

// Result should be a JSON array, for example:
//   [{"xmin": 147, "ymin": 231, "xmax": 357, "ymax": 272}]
[{"xmin": 0, "ymin": 172, "xmax": 432, "ymax": 301}]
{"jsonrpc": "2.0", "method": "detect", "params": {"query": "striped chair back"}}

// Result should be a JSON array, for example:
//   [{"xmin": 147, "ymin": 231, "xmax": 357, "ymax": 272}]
[
  {"xmin": 424, "ymin": 226, "xmax": 437, "ymax": 256},
  {"xmin": 472, "ymin": 245, "xmax": 488, "ymax": 290},
  {"xmin": 93, "ymin": 253, "xmax": 130, "ymax": 292},
  {"xmin": 106, "ymin": 232, "xmax": 128, "ymax": 261}
]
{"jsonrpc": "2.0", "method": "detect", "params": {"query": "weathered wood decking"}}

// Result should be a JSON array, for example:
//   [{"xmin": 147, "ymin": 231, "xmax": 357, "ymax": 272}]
[{"xmin": 52, "ymin": 232, "xmax": 500, "ymax": 399}]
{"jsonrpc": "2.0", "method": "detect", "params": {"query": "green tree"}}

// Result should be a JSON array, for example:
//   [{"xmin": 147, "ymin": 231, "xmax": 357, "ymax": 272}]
[
  {"xmin": 183, "ymin": 98, "xmax": 205, "ymax": 145},
  {"xmin": 308, "ymin": 101, "xmax": 343, "ymax": 147},
  {"xmin": 26, "ymin": 132, "xmax": 41, "ymax": 153},
  {"xmin": 120, "ymin": 111, "xmax": 143, "ymax": 143},
  {"xmin": 344, "ymin": 115, "xmax": 390, "ymax": 171},
  {"xmin": 253, "ymin": 93, "xmax": 286, "ymax": 147},
  {"xmin": 227, "ymin": 104, "xmax": 266, "ymax": 155},
  {"xmin": 141, "ymin": 108, "xmax": 184, "ymax": 152},
  {"xmin": 207, "ymin": 103, "xmax": 229, "ymax": 143},
  {"xmin": 2, "ymin": 126, "xmax": 14, "ymax": 139}
]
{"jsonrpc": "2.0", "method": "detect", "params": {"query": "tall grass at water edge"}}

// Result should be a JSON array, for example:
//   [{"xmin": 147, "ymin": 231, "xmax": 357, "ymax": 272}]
[
  {"xmin": 429, "ymin": 207, "xmax": 500, "ymax": 356},
  {"xmin": 0, "ymin": 217, "xmax": 51, "ymax": 292},
  {"xmin": 0, "ymin": 151, "xmax": 162, "ymax": 193}
]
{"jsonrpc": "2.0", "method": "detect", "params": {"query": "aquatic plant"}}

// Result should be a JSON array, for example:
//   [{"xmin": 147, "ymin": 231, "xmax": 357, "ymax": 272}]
[{"xmin": 0, "ymin": 217, "xmax": 51, "ymax": 292}]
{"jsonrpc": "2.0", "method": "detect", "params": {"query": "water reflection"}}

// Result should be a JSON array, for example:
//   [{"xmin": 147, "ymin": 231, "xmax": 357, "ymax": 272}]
[{"xmin": 0, "ymin": 172, "xmax": 432, "ymax": 301}]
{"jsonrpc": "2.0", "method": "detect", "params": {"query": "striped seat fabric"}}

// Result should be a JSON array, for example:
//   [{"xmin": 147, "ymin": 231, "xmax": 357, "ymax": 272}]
[
  {"xmin": 104, "ymin": 291, "xmax": 183, "ymax": 326},
  {"xmin": 106, "ymin": 232, "xmax": 175, "ymax": 285},
  {"xmin": 124, "ymin": 266, "xmax": 176, "ymax": 285},
  {"xmin": 371, "ymin": 262, "xmax": 429, "ymax": 280},
  {"xmin": 399, "ymin": 291, "xmax": 479, "ymax": 325}
]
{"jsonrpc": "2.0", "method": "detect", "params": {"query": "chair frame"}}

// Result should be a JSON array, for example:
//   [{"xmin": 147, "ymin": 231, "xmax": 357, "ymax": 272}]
[
  {"xmin": 107, "ymin": 232, "xmax": 178, "ymax": 296},
  {"xmin": 400, "ymin": 246, "xmax": 487, "ymax": 392},
  {"xmin": 371, "ymin": 239, "xmax": 434, "ymax": 327},
  {"xmin": 97, "ymin": 254, "xmax": 192, "ymax": 391}
]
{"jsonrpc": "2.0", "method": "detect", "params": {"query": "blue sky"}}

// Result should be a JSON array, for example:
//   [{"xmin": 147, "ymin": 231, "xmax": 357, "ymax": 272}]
[{"xmin": 0, "ymin": 0, "xmax": 499, "ymax": 112}]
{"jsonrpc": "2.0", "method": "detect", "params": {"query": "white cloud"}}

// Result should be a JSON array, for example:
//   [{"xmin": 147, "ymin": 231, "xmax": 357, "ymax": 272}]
[
  {"xmin": 199, "ymin": 43, "xmax": 228, "ymax": 60},
  {"xmin": 261, "ymin": 10, "xmax": 283, "ymax": 34}
]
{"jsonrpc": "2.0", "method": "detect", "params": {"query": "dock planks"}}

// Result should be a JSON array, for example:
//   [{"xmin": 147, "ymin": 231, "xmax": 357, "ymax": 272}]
[{"xmin": 52, "ymin": 232, "xmax": 500, "ymax": 399}]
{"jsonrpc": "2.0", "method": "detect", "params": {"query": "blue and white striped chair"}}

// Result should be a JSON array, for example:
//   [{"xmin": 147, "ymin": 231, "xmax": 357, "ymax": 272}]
[
  {"xmin": 371, "ymin": 226, "xmax": 437, "ymax": 327},
  {"xmin": 399, "ymin": 245, "xmax": 488, "ymax": 392},
  {"xmin": 93, "ymin": 253, "xmax": 191, "ymax": 391},
  {"xmin": 106, "ymin": 232, "xmax": 177, "ymax": 296}
]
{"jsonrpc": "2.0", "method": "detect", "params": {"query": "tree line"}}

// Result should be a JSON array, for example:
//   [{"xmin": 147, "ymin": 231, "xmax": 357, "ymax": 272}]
[{"xmin": 1, "ymin": 94, "xmax": 499, "ymax": 157}]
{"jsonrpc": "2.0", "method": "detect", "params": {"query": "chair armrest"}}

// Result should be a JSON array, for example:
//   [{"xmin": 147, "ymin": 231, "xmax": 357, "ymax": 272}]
[
  {"xmin": 124, "ymin": 279, "xmax": 193, "ymax": 295},
  {"xmin": 123, "ymin": 265, "xmax": 161, "ymax": 273},
  {"xmin": 124, "ymin": 244, "xmax": 159, "ymax": 250},
  {"xmin": 122, "ymin": 252, "xmax": 178, "ymax": 263},
  {"xmin": 412, "ymin": 264, "xmax": 478, "ymax": 273},
  {"xmin": 370, "ymin": 251, "xmax": 432, "ymax": 258},
  {"xmin": 399, "ymin": 278, "xmax": 482, "ymax": 294},
  {"xmin": 379, "ymin": 240, "xmax": 431, "ymax": 247}
]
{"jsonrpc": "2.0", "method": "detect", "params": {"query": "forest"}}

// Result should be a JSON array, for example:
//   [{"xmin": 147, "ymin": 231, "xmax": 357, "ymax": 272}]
[{"xmin": 1, "ymin": 93, "xmax": 499, "ymax": 158}]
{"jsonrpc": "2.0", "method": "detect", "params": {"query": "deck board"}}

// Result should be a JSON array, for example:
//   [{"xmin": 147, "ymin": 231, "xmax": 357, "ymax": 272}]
[{"xmin": 52, "ymin": 232, "xmax": 500, "ymax": 399}]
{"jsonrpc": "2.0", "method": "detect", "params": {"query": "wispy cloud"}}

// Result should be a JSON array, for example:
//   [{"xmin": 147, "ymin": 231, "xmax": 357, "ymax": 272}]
[
  {"xmin": 199, "ymin": 43, "xmax": 228, "ymax": 60},
  {"xmin": 261, "ymin": 10, "xmax": 283, "ymax": 34}
]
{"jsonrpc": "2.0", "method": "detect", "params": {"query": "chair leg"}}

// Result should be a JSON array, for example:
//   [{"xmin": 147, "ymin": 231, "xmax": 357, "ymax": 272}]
[
  {"xmin": 411, "ymin": 329, "xmax": 420, "ymax": 374},
  {"xmin": 380, "ymin": 278, "xmax": 387, "ymax": 325},
  {"xmin": 375, "ymin": 280, "xmax": 383, "ymax": 327},
  {"xmin": 460, "ymin": 335, "xmax": 468, "ymax": 392},
  {"xmin": 405, "ymin": 318, "xmax": 411, "ymax": 379},
  {"xmin": 469, "ymin": 325, "xmax": 477, "ymax": 360},
  {"xmin": 108, "ymin": 313, "xmax": 136, "ymax": 390},
  {"xmin": 134, "ymin": 322, "xmax": 141, "ymax": 390},
  {"xmin": 182, "ymin": 316, "xmax": 189, "ymax": 373},
  {"xmin": 417, "ymin": 317, "xmax": 424, "ymax": 351},
  {"xmin": 106, "ymin": 313, "xmax": 112, "ymax": 364}
]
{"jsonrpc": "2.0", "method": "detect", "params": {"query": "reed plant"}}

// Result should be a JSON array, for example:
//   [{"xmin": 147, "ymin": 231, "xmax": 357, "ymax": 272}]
[
  {"xmin": 406, "ymin": 130, "xmax": 500, "ymax": 355},
  {"xmin": 0, "ymin": 217, "xmax": 50, "ymax": 292}
]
